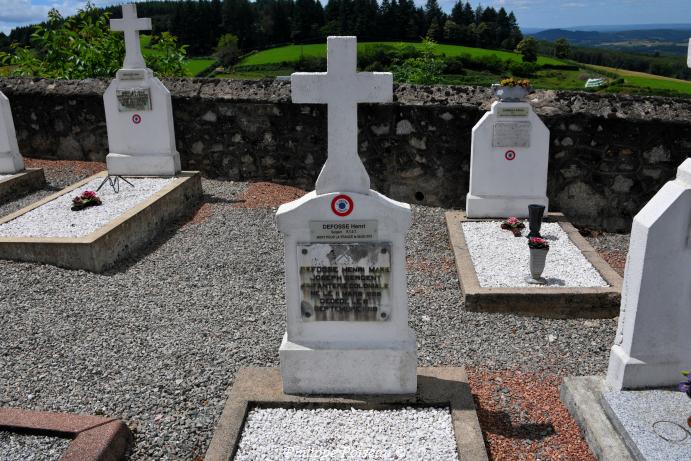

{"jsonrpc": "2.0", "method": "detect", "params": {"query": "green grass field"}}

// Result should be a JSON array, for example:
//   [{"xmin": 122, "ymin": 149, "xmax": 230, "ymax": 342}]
[
  {"xmin": 588, "ymin": 64, "xmax": 691, "ymax": 96},
  {"xmin": 239, "ymin": 42, "xmax": 566, "ymax": 67}
]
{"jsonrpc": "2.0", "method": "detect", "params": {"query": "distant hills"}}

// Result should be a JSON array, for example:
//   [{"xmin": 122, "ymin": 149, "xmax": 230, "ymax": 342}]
[{"xmin": 529, "ymin": 27, "xmax": 691, "ymax": 56}]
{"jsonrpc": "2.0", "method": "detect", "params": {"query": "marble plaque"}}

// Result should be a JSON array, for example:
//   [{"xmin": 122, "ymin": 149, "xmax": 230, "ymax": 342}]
[
  {"xmin": 310, "ymin": 220, "xmax": 378, "ymax": 241},
  {"xmin": 116, "ymin": 88, "xmax": 152, "ymax": 112},
  {"xmin": 493, "ymin": 121, "xmax": 532, "ymax": 148},
  {"xmin": 118, "ymin": 69, "xmax": 147, "ymax": 80},
  {"xmin": 297, "ymin": 242, "xmax": 391, "ymax": 322}
]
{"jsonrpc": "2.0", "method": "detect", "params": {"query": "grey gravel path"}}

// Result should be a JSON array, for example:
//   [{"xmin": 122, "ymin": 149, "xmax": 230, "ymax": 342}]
[
  {"xmin": 0, "ymin": 180, "xmax": 619, "ymax": 460},
  {"xmin": 0, "ymin": 432, "xmax": 70, "ymax": 461}
]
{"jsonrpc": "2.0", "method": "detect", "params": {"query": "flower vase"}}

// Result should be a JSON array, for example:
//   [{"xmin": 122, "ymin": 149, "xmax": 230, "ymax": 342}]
[
  {"xmin": 527, "ymin": 248, "xmax": 548, "ymax": 284},
  {"xmin": 491, "ymin": 84, "xmax": 531, "ymax": 102}
]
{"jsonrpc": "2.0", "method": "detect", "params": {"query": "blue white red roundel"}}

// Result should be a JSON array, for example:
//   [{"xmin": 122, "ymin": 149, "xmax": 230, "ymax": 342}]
[{"xmin": 331, "ymin": 194, "xmax": 354, "ymax": 217}]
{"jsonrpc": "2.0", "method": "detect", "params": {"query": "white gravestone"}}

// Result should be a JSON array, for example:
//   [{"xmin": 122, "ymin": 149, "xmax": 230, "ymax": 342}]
[
  {"xmin": 607, "ymin": 159, "xmax": 691, "ymax": 390},
  {"xmin": 466, "ymin": 99, "xmax": 550, "ymax": 218},
  {"xmin": 103, "ymin": 4, "xmax": 180, "ymax": 176},
  {"xmin": 276, "ymin": 36, "xmax": 416, "ymax": 394},
  {"xmin": 0, "ymin": 91, "xmax": 24, "ymax": 174}
]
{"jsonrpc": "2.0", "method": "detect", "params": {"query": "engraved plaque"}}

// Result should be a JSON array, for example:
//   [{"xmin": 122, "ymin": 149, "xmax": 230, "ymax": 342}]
[
  {"xmin": 298, "ymin": 242, "xmax": 391, "ymax": 322},
  {"xmin": 497, "ymin": 106, "xmax": 529, "ymax": 117},
  {"xmin": 493, "ymin": 121, "xmax": 531, "ymax": 148},
  {"xmin": 118, "ymin": 70, "xmax": 147, "ymax": 81},
  {"xmin": 116, "ymin": 88, "xmax": 152, "ymax": 112},
  {"xmin": 310, "ymin": 220, "xmax": 378, "ymax": 241}
]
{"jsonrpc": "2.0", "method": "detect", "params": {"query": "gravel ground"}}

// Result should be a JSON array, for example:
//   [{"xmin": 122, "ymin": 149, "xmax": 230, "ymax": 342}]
[
  {"xmin": 462, "ymin": 221, "xmax": 608, "ymax": 288},
  {"xmin": 0, "ymin": 432, "xmax": 70, "ymax": 461},
  {"xmin": 236, "ymin": 407, "xmax": 458, "ymax": 460},
  {"xmin": 0, "ymin": 160, "xmax": 622, "ymax": 460},
  {"xmin": 0, "ymin": 174, "xmax": 13, "ymax": 181},
  {"xmin": 0, "ymin": 177, "xmax": 173, "ymax": 238}
]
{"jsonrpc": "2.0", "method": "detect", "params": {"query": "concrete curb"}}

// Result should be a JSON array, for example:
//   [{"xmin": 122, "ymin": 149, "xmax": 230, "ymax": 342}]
[
  {"xmin": 0, "ymin": 170, "xmax": 202, "ymax": 272},
  {"xmin": 446, "ymin": 211, "xmax": 622, "ymax": 318},
  {"xmin": 560, "ymin": 376, "xmax": 633, "ymax": 461},
  {"xmin": 205, "ymin": 367, "xmax": 488, "ymax": 461},
  {"xmin": 0, "ymin": 407, "xmax": 132, "ymax": 461},
  {"xmin": 0, "ymin": 168, "xmax": 46, "ymax": 203}
]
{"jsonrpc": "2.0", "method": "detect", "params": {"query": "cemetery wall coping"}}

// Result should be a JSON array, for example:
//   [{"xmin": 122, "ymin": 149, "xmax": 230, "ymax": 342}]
[{"xmin": 2, "ymin": 77, "xmax": 691, "ymax": 232}]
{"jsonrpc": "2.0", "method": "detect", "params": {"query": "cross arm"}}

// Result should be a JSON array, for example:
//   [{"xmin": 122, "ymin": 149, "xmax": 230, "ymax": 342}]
[
  {"xmin": 291, "ymin": 73, "xmax": 330, "ymax": 104},
  {"xmin": 354, "ymin": 72, "xmax": 393, "ymax": 103}
]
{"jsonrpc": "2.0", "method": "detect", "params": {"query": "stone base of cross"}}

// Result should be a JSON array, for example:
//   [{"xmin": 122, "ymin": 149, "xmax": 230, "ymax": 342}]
[{"xmin": 291, "ymin": 36, "xmax": 393, "ymax": 195}]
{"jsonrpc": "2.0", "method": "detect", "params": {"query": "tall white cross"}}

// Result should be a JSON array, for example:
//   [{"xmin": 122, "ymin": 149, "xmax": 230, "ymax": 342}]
[
  {"xmin": 291, "ymin": 36, "xmax": 393, "ymax": 195},
  {"xmin": 688, "ymin": 38, "xmax": 691, "ymax": 69},
  {"xmin": 110, "ymin": 4, "xmax": 151, "ymax": 70}
]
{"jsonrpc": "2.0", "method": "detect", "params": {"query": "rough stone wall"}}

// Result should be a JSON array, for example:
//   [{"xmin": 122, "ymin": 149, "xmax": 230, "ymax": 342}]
[{"xmin": 2, "ymin": 77, "xmax": 690, "ymax": 232}]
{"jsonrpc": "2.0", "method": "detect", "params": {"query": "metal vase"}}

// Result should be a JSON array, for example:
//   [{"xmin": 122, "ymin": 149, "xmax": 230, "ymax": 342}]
[
  {"xmin": 528, "ymin": 204, "xmax": 546, "ymax": 238},
  {"xmin": 529, "ymin": 248, "xmax": 548, "ymax": 280}
]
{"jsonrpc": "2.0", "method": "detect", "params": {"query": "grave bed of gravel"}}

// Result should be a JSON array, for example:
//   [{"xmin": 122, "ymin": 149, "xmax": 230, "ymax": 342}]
[
  {"xmin": 0, "ymin": 174, "xmax": 14, "ymax": 181},
  {"xmin": 0, "ymin": 159, "xmax": 626, "ymax": 460},
  {"xmin": 0, "ymin": 176, "xmax": 174, "ymax": 238},
  {"xmin": 462, "ymin": 221, "xmax": 609, "ymax": 288},
  {"xmin": 236, "ymin": 407, "xmax": 458, "ymax": 460}
]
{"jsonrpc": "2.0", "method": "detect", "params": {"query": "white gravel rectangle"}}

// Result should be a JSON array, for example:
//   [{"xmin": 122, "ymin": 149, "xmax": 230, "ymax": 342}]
[
  {"xmin": 0, "ymin": 177, "xmax": 174, "ymax": 238},
  {"xmin": 462, "ymin": 221, "xmax": 609, "ymax": 288},
  {"xmin": 236, "ymin": 407, "xmax": 459, "ymax": 461},
  {"xmin": 0, "ymin": 174, "xmax": 15, "ymax": 181}
]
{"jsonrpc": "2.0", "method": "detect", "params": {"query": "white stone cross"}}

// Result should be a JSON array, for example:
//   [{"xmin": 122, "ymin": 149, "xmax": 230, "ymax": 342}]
[
  {"xmin": 687, "ymin": 38, "xmax": 691, "ymax": 69},
  {"xmin": 291, "ymin": 36, "xmax": 393, "ymax": 195},
  {"xmin": 110, "ymin": 4, "xmax": 151, "ymax": 70}
]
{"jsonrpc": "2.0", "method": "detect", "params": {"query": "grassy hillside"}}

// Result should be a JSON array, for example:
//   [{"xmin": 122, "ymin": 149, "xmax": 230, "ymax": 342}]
[
  {"xmin": 588, "ymin": 64, "xmax": 691, "ymax": 96},
  {"xmin": 240, "ymin": 42, "xmax": 566, "ymax": 67}
]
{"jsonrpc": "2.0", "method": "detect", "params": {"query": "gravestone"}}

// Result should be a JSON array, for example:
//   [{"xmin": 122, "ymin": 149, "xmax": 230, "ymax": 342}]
[
  {"xmin": 606, "ymin": 158, "xmax": 691, "ymax": 390},
  {"xmin": 0, "ymin": 91, "xmax": 24, "ymax": 174},
  {"xmin": 103, "ymin": 4, "xmax": 180, "ymax": 176},
  {"xmin": 276, "ymin": 36, "xmax": 416, "ymax": 394},
  {"xmin": 465, "ymin": 89, "xmax": 549, "ymax": 218}
]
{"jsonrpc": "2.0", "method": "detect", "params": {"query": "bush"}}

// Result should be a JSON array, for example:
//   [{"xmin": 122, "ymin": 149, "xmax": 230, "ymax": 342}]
[
  {"xmin": 214, "ymin": 33, "xmax": 240, "ymax": 67},
  {"xmin": 391, "ymin": 38, "xmax": 446, "ymax": 84},
  {"xmin": 516, "ymin": 37, "xmax": 539, "ymax": 63},
  {"xmin": 294, "ymin": 55, "xmax": 326, "ymax": 72},
  {"xmin": 443, "ymin": 56, "xmax": 465, "ymax": 74},
  {"xmin": 0, "ymin": 5, "xmax": 187, "ymax": 78},
  {"xmin": 509, "ymin": 61, "xmax": 538, "ymax": 77}
]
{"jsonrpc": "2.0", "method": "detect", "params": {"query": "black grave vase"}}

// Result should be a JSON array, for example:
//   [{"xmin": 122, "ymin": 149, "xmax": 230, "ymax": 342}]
[{"xmin": 527, "ymin": 204, "xmax": 546, "ymax": 238}]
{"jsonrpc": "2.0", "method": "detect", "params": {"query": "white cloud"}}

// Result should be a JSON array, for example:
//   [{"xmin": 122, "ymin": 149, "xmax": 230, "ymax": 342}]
[{"xmin": 0, "ymin": 0, "xmax": 121, "ymax": 35}]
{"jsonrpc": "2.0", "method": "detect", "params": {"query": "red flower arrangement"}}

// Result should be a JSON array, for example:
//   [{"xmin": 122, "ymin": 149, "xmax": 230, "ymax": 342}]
[
  {"xmin": 528, "ymin": 236, "xmax": 549, "ymax": 250},
  {"xmin": 71, "ymin": 190, "xmax": 102, "ymax": 211},
  {"xmin": 501, "ymin": 216, "xmax": 525, "ymax": 237}
]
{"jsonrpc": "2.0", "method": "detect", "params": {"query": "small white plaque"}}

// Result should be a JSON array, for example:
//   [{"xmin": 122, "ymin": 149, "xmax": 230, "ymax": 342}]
[
  {"xmin": 116, "ymin": 87, "xmax": 152, "ymax": 112},
  {"xmin": 497, "ymin": 106, "xmax": 529, "ymax": 117},
  {"xmin": 310, "ymin": 220, "xmax": 378, "ymax": 241},
  {"xmin": 493, "ymin": 121, "xmax": 531, "ymax": 148},
  {"xmin": 118, "ymin": 69, "xmax": 147, "ymax": 81}
]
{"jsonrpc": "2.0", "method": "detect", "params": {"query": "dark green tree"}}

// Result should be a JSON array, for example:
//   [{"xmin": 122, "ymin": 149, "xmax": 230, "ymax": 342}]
[
  {"xmin": 554, "ymin": 37, "xmax": 571, "ymax": 59},
  {"xmin": 516, "ymin": 36, "xmax": 538, "ymax": 62}
]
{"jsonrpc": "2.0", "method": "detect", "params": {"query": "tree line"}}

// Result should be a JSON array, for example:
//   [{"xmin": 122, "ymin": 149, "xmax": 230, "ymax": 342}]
[{"xmin": 2, "ymin": 0, "xmax": 523, "ymax": 56}]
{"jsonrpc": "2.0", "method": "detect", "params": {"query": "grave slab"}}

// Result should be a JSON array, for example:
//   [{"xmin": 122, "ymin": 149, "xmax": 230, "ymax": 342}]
[
  {"xmin": 0, "ymin": 170, "xmax": 201, "ymax": 272},
  {"xmin": 446, "ymin": 211, "xmax": 622, "ymax": 317},
  {"xmin": 0, "ymin": 408, "xmax": 132, "ymax": 461},
  {"xmin": 0, "ymin": 168, "xmax": 46, "ymax": 203},
  {"xmin": 204, "ymin": 367, "xmax": 488, "ymax": 461},
  {"xmin": 560, "ymin": 376, "xmax": 634, "ymax": 461},
  {"xmin": 602, "ymin": 388, "xmax": 691, "ymax": 460}
]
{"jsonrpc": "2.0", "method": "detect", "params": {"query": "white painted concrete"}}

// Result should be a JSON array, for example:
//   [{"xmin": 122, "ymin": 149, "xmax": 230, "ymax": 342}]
[
  {"xmin": 277, "ymin": 37, "xmax": 415, "ymax": 394},
  {"xmin": 104, "ymin": 5, "xmax": 180, "ymax": 176},
  {"xmin": 607, "ymin": 159, "xmax": 691, "ymax": 390},
  {"xmin": 0, "ymin": 91, "xmax": 24, "ymax": 174},
  {"xmin": 466, "ymin": 101, "xmax": 549, "ymax": 218},
  {"xmin": 291, "ymin": 36, "xmax": 392, "ymax": 195}
]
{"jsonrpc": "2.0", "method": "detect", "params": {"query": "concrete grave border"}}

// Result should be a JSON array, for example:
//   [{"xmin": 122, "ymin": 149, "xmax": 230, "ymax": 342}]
[
  {"xmin": 0, "ymin": 170, "xmax": 201, "ymax": 272},
  {"xmin": 205, "ymin": 367, "xmax": 488, "ymax": 461},
  {"xmin": 560, "ymin": 376, "xmax": 634, "ymax": 461},
  {"xmin": 445, "ymin": 211, "xmax": 622, "ymax": 318},
  {"xmin": 0, "ymin": 407, "xmax": 132, "ymax": 461},
  {"xmin": 0, "ymin": 168, "xmax": 45, "ymax": 202}
]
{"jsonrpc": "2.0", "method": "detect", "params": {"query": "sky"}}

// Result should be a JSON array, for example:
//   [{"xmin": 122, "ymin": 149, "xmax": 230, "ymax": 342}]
[{"xmin": 2, "ymin": 0, "xmax": 691, "ymax": 35}]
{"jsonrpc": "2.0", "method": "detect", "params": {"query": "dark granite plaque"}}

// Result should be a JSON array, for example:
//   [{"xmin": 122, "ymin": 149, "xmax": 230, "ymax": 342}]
[
  {"xmin": 116, "ymin": 88, "xmax": 152, "ymax": 112},
  {"xmin": 298, "ymin": 242, "xmax": 391, "ymax": 322}
]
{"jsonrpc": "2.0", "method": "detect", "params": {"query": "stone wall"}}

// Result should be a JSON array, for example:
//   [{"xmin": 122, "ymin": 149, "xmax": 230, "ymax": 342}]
[{"xmin": 2, "ymin": 77, "xmax": 690, "ymax": 232}]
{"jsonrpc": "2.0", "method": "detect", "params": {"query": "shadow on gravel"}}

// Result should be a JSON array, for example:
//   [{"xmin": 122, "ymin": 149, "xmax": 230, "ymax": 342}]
[{"xmin": 475, "ymin": 406, "xmax": 555, "ymax": 441}]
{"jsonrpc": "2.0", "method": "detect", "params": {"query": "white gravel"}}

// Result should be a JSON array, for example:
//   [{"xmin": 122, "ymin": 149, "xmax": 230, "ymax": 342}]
[
  {"xmin": 0, "ymin": 174, "xmax": 15, "ymax": 181},
  {"xmin": 462, "ymin": 221, "xmax": 609, "ymax": 288},
  {"xmin": 0, "ymin": 177, "xmax": 173, "ymax": 238},
  {"xmin": 236, "ymin": 407, "xmax": 458, "ymax": 461},
  {"xmin": 0, "ymin": 432, "xmax": 70, "ymax": 461}
]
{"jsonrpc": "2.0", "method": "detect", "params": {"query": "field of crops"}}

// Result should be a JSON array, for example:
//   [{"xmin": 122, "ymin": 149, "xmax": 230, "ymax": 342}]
[{"xmin": 239, "ymin": 42, "xmax": 566, "ymax": 67}]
